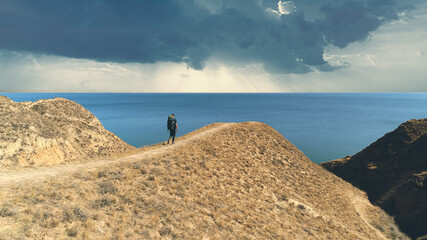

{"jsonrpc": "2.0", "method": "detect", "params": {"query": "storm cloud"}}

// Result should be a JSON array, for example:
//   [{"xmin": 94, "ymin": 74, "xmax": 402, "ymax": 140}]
[{"xmin": 0, "ymin": 0, "xmax": 409, "ymax": 74}]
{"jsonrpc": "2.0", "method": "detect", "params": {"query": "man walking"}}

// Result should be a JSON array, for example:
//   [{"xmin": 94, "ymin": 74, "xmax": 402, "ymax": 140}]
[{"xmin": 167, "ymin": 113, "xmax": 178, "ymax": 144}]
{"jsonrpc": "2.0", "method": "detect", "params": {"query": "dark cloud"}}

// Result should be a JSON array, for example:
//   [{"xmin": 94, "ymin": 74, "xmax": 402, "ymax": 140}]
[
  {"xmin": 316, "ymin": 1, "xmax": 398, "ymax": 48},
  {"xmin": 0, "ymin": 0, "xmax": 409, "ymax": 73}
]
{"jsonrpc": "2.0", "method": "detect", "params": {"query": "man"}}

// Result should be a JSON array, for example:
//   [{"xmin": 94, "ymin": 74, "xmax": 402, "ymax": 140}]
[{"xmin": 167, "ymin": 113, "xmax": 178, "ymax": 144}]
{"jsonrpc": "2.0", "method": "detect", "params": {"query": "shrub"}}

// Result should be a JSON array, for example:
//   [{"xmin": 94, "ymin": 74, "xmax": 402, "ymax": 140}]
[
  {"xmin": 73, "ymin": 207, "xmax": 88, "ymax": 221},
  {"xmin": 66, "ymin": 225, "xmax": 78, "ymax": 237},
  {"xmin": 0, "ymin": 204, "xmax": 17, "ymax": 217},
  {"xmin": 98, "ymin": 181, "xmax": 116, "ymax": 195}
]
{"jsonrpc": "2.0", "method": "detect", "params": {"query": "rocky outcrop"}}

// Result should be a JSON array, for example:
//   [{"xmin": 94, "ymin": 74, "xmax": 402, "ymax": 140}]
[
  {"xmin": 0, "ymin": 96, "xmax": 135, "ymax": 167},
  {"xmin": 321, "ymin": 119, "xmax": 427, "ymax": 239}
]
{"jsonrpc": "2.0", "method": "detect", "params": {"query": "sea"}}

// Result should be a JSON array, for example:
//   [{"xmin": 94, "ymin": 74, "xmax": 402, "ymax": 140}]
[{"xmin": 3, "ymin": 93, "xmax": 426, "ymax": 163}]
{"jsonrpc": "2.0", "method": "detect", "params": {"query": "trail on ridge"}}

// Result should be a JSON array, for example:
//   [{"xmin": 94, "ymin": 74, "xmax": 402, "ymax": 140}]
[{"xmin": 0, "ymin": 123, "xmax": 231, "ymax": 188}]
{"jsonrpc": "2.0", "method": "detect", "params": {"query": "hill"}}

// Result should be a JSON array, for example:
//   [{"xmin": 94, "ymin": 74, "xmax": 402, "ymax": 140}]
[
  {"xmin": 0, "ymin": 121, "xmax": 407, "ymax": 239},
  {"xmin": 0, "ymin": 96, "xmax": 135, "ymax": 167},
  {"xmin": 321, "ymin": 119, "xmax": 427, "ymax": 239}
]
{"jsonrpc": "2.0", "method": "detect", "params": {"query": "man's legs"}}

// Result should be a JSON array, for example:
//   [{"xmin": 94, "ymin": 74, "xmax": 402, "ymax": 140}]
[
  {"xmin": 169, "ymin": 129, "xmax": 176, "ymax": 144},
  {"xmin": 171, "ymin": 129, "xmax": 176, "ymax": 144}
]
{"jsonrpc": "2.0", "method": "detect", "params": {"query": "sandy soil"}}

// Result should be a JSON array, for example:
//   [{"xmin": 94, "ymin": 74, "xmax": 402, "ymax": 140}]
[
  {"xmin": 0, "ymin": 123, "xmax": 231, "ymax": 188},
  {"xmin": 0, "ymin": 122, "xmax": 407, "ymax": 239}
]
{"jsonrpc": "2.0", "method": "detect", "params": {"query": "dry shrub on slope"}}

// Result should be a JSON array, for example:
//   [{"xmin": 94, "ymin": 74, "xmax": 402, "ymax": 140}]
[{"xmin": 0, "ymin": 122, "xmax": 408, "ymax": 239}]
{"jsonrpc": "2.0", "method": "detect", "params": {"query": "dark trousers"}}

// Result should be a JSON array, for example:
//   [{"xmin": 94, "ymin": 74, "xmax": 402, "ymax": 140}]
[{"xmin": 168, "ymin": 129, "xmax": 176, "ymax": 143}]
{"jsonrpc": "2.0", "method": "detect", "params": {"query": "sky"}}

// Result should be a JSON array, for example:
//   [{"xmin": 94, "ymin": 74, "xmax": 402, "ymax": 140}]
[{"xmin": 0, "ymin": 0, "xmax": 426, "ymax": 92}]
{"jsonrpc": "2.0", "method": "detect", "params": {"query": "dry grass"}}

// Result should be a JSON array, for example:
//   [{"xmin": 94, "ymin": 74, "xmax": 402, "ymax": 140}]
[
  {"xmin": 0, "ymin": 96, "xmax": 135, "ymax": 168},
  {"xmin": 0, "ymin": 122, "xmax": 408, "ymax": 239}
]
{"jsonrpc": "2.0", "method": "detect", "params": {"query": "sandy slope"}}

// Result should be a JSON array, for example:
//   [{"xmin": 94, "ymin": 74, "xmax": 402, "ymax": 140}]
[
  {"xmin": 0, "ymin": 123, "xmax": 230, "ymax": 188},
  {"xmin": 0, "ymin": 96, "xmax": 134, "ymax": 167},
  {"xmin": 0, "ymin": 122, "xmax": 408, "ymax": 239}
]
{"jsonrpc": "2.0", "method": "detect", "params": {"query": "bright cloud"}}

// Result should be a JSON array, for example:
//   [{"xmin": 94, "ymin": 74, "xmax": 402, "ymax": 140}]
[
  {"xmin": 0, "ymin": 51, "xmax": 286, "ymax": 92},
  {"xmin": 278, "ymin": 1, "xmax": 296, "ymax": 15},
  {"xmin": 277, "ymin": 3, "xmax": 427, "ymax": 92},
  {"xmin": 266, "ymin": 1, "xmax": 296, "ymax": 19}
]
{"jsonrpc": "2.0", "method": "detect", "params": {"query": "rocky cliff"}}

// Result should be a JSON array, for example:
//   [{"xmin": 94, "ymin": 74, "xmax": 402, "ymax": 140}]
[
  {"xmin": 0, "ymin": 122, "xmax": 407, "ymax": 239},
  {"xmin": 321, "ymin": 119, "xmax": 427, "ymax": 239},
  {"xmin": 0, "ymin": 96, "xmax": 135, "ymax": 167}
]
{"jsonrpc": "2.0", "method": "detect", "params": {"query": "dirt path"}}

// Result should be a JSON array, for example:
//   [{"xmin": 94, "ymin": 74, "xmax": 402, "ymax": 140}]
[
  {"xmin": 350, "ymin": 193, "xmax": 387, "ymax": 240},
  {"xmin": 0, "ymin": 123, "xmax": 232, "ymax": 188}
]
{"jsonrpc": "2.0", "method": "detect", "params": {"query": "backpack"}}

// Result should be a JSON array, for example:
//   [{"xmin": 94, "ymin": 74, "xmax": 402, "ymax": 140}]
[{"xmin": 167, "ymin": 115, "xmax": 175, "ymax": 130}]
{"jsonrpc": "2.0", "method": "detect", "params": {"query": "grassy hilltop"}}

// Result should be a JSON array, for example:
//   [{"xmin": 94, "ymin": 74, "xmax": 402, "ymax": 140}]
[{"xmin": 0, "ymin": 117, "xmax": 407, "ymax": 239}]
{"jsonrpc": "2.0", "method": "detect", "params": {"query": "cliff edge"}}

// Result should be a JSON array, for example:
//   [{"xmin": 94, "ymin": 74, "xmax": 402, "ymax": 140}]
[
  {"xmin": 0, "ymin": 96, "xmax": 135, "ymax": 167},
  {"xmin": 321, "ymin": 118, "xmax": 427, "ymax": 239}
]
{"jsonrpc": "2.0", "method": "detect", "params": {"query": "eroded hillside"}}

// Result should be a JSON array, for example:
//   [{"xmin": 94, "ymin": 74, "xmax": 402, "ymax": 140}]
[
  {"xmin": 321, "ymin": 118, "xmax": 427, "ymax": 239},
  {"xmin": 0, "ymin": 96, "xmax": 135, "ymax": 167},
  {"xmin": 0, "ymin": 122, "xmax": 407, "ymax": 239}
]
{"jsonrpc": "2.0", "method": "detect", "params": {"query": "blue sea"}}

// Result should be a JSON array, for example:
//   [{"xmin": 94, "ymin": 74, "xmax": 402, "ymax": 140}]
[{"xmin": 3, "ymin": 93, "xmax": 426, "ymax": 163}]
